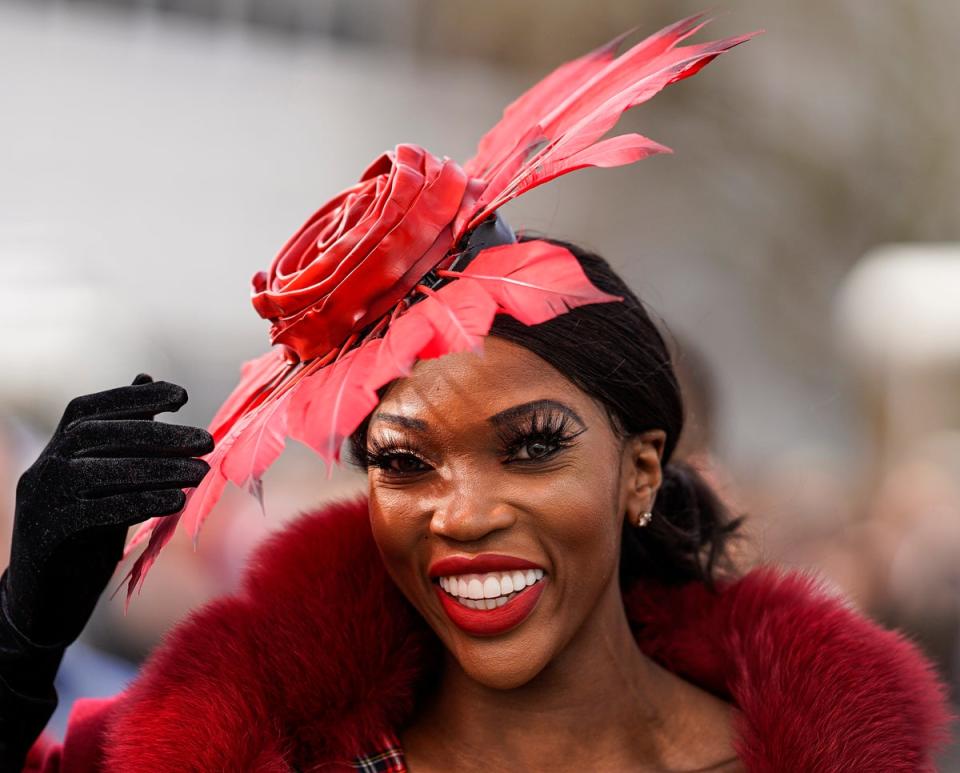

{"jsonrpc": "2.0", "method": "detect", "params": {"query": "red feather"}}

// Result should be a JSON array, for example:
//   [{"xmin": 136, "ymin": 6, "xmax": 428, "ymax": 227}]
[
  {"xmin": 218, "ymin": 366, "xmax": 313, "ymax": 489},
  {"xmin": 117, "ymin": 491, "xmax": 190, "ymax": 607},
  {"xmin": 207, "ymin": 349, "xmax": 290, "ymax": 442},
  {"xmin": 464, "ymin": 26, "xmax": 637, "ymax": 179},
  {"xmin": 457, "ymin": 16, "xmax": 760, "ymax": 237},
  {"xmin": 440, "ymin": 240, "xmax": 622, "ymax": 325},
  {"xmin": 498, "ymin": 133, "xmax": 671, "ymax": 195},
  {"xmin": 219, "ymin": 393, "xmax": 290, "ymax": 489},
  {"xmin": 286, "ymin": 341, "xmax": 386, "ymax": 464},
  {"xmin": 125, "ymin": 509, "xmax": 166, "ymax": 555},
  {"xmin": 375, "ymin": 309, "xmax": 435, "ymax": 377},
  {"xmin": 412, "ymin": 279, "xmax": 498, "ymax": 358}
]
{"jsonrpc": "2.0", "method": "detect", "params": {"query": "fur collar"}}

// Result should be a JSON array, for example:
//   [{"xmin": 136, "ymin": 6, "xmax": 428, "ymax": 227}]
[{"xmin": 102, "ymin": 497, "xmax": 951, "ymax": 771}]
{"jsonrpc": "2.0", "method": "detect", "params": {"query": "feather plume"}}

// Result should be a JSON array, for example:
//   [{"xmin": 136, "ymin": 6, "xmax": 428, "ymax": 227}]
[
  {"xmin": 287, "ymin": 342, "xmax": 384, "ymax": 464},
  {"xmin": 220, "ymin": 375, "xmax": 300, "ymax": 488},
  {"xmin": 218, "ymin": 395, "xmax": 289, "ymax": 504},
  {"xmin": 456, "ymin": 16, "xmax": 760, "ymax": 237}
]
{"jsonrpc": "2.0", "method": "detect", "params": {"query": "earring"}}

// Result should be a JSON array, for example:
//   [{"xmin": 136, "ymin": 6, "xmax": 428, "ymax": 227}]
[{"xmin": 630, "ymin": 510, "xmax": 653, "ymax": 528}]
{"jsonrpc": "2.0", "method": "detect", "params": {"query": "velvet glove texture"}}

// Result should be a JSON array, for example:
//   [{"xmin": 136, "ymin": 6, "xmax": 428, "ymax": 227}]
[{"xmin": 0, "ymin": 374, "xmax": 212, "ymax": 769}]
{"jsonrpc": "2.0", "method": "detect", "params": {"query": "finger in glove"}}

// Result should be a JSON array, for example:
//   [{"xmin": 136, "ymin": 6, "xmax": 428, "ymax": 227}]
[
  {"xmin": 69, "ymin": 456, "xmax": 209, "ymax": 499},
  {"xmin": 62, "ymin": 419, "xmax": 214, "ymax": 458},
  {"xmin": 78, "ymin": 489, "xmax": 188, "ymax": 530},
  {"xmin": 60, "ymin": 379, "xmax": 189, "ymax": 428}
]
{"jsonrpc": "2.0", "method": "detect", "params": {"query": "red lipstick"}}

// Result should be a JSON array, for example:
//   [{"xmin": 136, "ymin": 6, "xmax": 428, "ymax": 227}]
[
  {"xmin": 434, "ymin": 580, "xmax": 546, "ymax": 637},
  {"xmin": 429, "ymin": 553, "xmax": 548, "ymax": 637},
  {"xmin": 428, "ymin": 554, "xmax": 544, "ymax": 577}
]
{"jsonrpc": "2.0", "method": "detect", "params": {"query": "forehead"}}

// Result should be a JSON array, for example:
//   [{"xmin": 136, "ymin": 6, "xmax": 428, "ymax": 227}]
[{"xmin": 371, "ymin": 337, "xmax": 592, "ymax": 426}]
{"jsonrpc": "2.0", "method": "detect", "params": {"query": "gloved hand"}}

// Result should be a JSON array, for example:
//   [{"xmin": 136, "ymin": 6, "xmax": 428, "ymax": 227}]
[
  {"xmin": 2, "ymin": 374, "xmax": 213, "ymax": 646},
  {"xmin": 0, "ymin": 375, "xmax": 212, "ymax": 769}
]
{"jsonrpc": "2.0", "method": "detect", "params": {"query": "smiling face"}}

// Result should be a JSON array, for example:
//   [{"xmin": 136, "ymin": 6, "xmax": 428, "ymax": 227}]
[{"xmin": 363, "ymin": 336, "xmax": 663, "ymax": 690}]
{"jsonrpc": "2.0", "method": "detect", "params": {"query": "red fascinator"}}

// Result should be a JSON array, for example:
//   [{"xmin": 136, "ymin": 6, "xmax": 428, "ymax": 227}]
[{"xmin": 122, "ymin": 14, "xmax": 757, "ymax": 597}]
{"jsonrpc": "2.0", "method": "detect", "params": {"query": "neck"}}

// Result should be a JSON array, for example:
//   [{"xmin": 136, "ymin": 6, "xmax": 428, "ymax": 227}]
[{"xmin": 404, "ymin": 578, "xmax": 712, "ymax": 772}]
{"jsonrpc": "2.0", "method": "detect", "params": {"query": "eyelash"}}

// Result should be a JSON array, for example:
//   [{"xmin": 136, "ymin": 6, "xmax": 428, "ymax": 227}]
[{"xmin": 363, "ymin": 410, "xmax": 584, "ymax": 477}]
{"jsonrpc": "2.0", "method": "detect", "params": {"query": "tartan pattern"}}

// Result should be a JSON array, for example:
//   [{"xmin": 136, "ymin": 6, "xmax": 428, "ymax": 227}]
[{"xmin": 350, "ymin": 732, "xmax": 408, "ymax": 772}]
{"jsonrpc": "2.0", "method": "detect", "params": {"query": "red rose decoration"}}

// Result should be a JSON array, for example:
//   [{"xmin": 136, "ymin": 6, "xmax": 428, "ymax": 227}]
[{"xmin": 251, "ymin": 144, "xmax": 470, "ymax": 361}]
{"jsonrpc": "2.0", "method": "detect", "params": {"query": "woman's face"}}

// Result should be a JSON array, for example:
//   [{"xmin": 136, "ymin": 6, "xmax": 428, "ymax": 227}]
[{"xmin": 365, "ymin": 337, "xmax": 662, "ymax": 690}]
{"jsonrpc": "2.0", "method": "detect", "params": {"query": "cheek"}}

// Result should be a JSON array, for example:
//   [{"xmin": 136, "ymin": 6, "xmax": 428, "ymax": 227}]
[
  {"xmin": 367, "ymin": 486, "xmax": 427, "ymax": 585},
  {"xmin": 537, "ymin": 465, "xmax": 623, "ymax": 582},
  {"xmin": 554, "ymin": 442, "xmax": 629, "ymax": 599}
]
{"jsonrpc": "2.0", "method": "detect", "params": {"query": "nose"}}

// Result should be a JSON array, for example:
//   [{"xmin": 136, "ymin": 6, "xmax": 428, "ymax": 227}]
[{"xmin": 429, "ymin": 475, "xmax": 517, "ymax": 544}]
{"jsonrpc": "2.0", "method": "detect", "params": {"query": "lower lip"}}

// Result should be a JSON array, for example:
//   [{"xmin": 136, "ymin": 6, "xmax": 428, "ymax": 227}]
[{"xmin": 434, "ymin": 578, "xmax": 547, "ymax": 637}]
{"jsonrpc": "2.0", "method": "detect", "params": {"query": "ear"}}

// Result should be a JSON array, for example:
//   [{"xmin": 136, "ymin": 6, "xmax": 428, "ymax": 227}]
[{"xmin": 620, "ymin": 429, "xmax": 666, "ymax": 526}]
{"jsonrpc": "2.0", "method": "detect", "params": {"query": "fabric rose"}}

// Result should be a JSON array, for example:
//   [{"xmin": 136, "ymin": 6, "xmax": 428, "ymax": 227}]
[{"xmin": 251, "ymin": 144, "xmax": 470, "ymax": 361}]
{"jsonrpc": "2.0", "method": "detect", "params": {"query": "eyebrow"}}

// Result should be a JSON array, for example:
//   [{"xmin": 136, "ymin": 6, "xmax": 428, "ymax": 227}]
[
  {"xmin": 374, "ymin": 413, "xmax": 429, "ymax": 431},
  {"xmin": 373, "ymin": 399, "xmax": 586, "ymax": 434},
  {"xmin": 487, "ymin": 399, "xmax": 586, "ymax": 429}
]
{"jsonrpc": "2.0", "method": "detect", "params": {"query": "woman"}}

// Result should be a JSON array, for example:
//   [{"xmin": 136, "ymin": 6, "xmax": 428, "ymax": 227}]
[{"xmin": 2, "ymin": 15, "xmax": 952, "ymax": 772}]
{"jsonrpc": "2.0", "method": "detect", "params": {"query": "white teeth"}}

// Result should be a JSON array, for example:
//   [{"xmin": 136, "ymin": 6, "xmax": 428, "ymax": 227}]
[
  {"xmin": 462, "ymin": 590, "xmax": 520, "ymax": 610},
  {"xmin": 467, "ymin": 579, "xmax": 484, "ymax": 600},
  {"xmin": 437, "ymin": 568, "xmax": 546, "ymax": 608}
]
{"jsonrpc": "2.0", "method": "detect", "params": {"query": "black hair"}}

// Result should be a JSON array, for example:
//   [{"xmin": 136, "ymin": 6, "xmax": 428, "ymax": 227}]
[{"xmin": 348, "ymin": 237, "xmax": 744, "ymax": 590}]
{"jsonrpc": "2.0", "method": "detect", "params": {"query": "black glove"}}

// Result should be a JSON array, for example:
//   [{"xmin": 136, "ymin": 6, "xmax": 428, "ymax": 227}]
[{"xmin": 0, "ymin": 374, "xmax": 212, "ymax": 768}]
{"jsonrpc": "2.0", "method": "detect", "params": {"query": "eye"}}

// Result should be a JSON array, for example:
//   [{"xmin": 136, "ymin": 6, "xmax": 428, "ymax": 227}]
[
  {"xmin": 363, "ymin": 437, "xmax": 433, "ymax": 478},
  {"xmin": 377, "ymin": 451, "xmax": 430, "ymax": 476},
  {"xmin": 499, "ymin": 410, "xmax": 585, "ymax": 464},
  {"xmin": 511, "ymin": 437, "xmax": 561, "ymax": 461}
]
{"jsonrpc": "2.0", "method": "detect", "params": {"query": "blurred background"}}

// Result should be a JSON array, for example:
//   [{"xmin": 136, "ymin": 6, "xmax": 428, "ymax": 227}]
[{"xmin": 1, "ymin": 0, "xmax": 958, "ymax": 761}]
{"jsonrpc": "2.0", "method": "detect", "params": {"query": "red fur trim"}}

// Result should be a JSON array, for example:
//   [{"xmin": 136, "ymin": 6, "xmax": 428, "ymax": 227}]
[
  {"xmin": 625, "ymin": 572, "xmax": 954, "ymax": 771},
  {"xmin": 99, "ymin": 498, "xmax": 951, "ymax": 771},
  {"xmin": 105, "ymin": 498, "xmax": 436, "ymax": 771}
]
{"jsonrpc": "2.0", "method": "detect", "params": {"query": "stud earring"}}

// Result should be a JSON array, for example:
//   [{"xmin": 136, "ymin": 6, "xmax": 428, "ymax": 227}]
[{"xmin": 630, "ymin": 510, "xmax": 653, "ymax": 528}]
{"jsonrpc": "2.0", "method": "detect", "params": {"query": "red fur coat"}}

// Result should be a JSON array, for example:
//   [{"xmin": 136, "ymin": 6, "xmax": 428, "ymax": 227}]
[{"xmin": 26, "ymin": 497, "xmax": 952, "ymax": 772}]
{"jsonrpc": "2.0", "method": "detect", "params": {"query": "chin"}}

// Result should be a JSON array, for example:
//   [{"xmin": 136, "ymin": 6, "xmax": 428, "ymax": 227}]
[{"xmin": 447, "ymin": 634, "xmax": 555, "ymax": 691}]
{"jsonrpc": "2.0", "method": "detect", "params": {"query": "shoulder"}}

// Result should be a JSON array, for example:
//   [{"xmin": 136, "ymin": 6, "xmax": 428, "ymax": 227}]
[{"xmin": 625, "ymin": 567, "xmax": 954, "ymax": 770}]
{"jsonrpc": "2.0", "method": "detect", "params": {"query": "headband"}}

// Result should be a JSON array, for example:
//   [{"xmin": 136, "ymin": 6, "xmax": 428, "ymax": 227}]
[{"xmin": 122, "ymin": 14, "xmax": 757, "ymax": 598}]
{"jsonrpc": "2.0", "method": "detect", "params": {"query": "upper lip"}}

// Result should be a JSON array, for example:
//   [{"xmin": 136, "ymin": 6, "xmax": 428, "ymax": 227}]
[{"xmin": 428, "ymin": 553, "xmax": 545, "ymax": 578}]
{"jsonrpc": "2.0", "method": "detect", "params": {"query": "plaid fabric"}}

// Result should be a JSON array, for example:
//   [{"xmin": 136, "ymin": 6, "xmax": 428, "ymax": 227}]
[{"xmin": 350, "ymin": 732, "xmax": 408, "ymax": 772}]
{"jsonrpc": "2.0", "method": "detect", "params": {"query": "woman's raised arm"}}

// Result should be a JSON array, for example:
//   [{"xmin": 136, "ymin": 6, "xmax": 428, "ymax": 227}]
[{"xmin": 0, "ymin": 375, "xmax": 211, "ymax": 770}]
